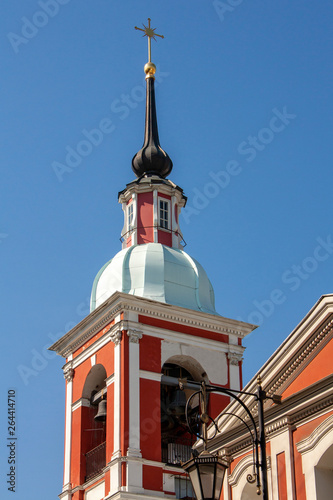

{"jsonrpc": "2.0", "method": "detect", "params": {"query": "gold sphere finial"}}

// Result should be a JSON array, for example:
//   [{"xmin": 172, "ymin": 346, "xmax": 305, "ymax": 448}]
[{"xmin": 144, "ymin": 62, "xmax": 156, "ymax": 78}]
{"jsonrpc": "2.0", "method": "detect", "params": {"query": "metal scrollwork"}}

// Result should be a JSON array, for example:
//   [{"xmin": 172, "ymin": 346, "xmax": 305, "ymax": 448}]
[{"xmin": 246, "ymin": 473, "xmax": 256, "ymax": 484}]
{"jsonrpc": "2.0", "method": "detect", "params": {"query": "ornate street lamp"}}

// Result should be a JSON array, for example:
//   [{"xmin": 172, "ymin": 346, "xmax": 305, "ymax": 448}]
[
  {"xmin": 183, "ymin": 451, "xmax": 229, "ymax": 500},
  {"xmin": 181, "ymin": 377, "xmax": 281, "ymax": 500}
]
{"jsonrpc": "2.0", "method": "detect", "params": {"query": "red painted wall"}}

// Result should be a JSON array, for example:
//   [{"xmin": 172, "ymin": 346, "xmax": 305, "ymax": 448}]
[
  {"xmin": 140, "ymin": 378, "xmax": 161, "ymax": 461},
  {"xmin": 71, "ymin": 408, "xmax": 82, "ymax": 487},
  {"xmin": 137, "ymin": 192, "xmax": 154, "ymax": 244},
  {"xmin": 143, "ymin": 465, "xmax": 163, "ymax": 492},
  {"xmin": 283, "ymin": 338, "xmax": 333, "ymax": 399},
  {"xmin": 208, "ymin": 393, "xmax": 230, "ymax": 421},
  {"xmin": 73, "ymin": 321, "xmax": 114, "ymax": 358},
  {"xmin": 158, "ymin": 229, "xmax": 172, "ymax": 246},
  {"xmin": 277, "ymin": 452, "xmax": 287, "ymax": 500},
  {"xmin": 139, "ymin": 335, "xmax": 161, "ymax": 373},
  {"xmin": 106, "ymin": 383, "xmax": 114, "ymax": 463}
]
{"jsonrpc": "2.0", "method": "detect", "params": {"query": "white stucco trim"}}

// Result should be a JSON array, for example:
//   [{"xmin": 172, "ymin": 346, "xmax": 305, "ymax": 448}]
[
  {"xmin": 131, "ymin": 193, "xmax": 137, "ymax": 246},
  {"xmin": 171, "ymin": 195, "xmax": 178, "ymax": 248},
  {"xmin": 161, "ymin": 340, "xmax": 228, "ymax": 386},
  {"xmin": 127, "ymin": 330, "xmax": 142, "ymax": 455},
  {"xmin": 112, "ymin": 332, "xmax": 122, "ymax": 461},
  {"xmin": 71, "ymin": 324, "xmax": 114, "ymax": 369},
  {"xmin": 228, "ymin": 454, "xmax": 258, "ymax": 497},
  {"xmin": 270, "ymin": 426, "xmax": 295, "ymax": 500},
  {"xmin": 85, "ymin": 480, "xmax": 105, "ymax": 500},
  {"xmin": 153, "ymin": 189, "xmax": 158, "ymax": 243},
  {"xmin": 63, "ymin": 369, "xmax": 73, "ymax": 487},
  {"xmin": 106, "ymin": 373, "xmax": 115, "ymax": 386},
  {"xmin": 139, "ymin": 370, "xmax": 162, "ymax": 382},
  {"xmin": 72, "ymin": 397, "xmax": 90, "ymax": 412}
]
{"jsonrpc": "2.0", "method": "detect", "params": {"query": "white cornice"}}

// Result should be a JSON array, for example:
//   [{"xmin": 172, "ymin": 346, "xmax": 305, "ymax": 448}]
[
  {"xmin": 118, "ymin": 181, "xmax": 186, "ymax": 207},
  {"xmin": 50, "ymin": 292, "xmax": 256, "ymax": 357}
]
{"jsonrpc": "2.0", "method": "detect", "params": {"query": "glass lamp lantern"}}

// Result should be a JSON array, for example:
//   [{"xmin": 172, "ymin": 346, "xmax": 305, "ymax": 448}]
[{"xmin": 182, "ymin": 451, "xmax": 229, "ymax": 500}]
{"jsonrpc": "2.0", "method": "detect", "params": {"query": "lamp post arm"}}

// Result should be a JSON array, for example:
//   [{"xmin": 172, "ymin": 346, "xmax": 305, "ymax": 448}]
[
  {"xmin": 204, "ymin": 386, "xmax": 261, "ymax": 495},
  {"xmin": 180, "ymin": 379, "xmax": 276, "ymax": 496}
]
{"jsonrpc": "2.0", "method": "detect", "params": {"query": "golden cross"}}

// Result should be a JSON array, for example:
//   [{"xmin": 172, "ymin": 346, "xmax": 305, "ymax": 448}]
[{"xmin": 135, "ymin": 18, "xmax": 164, "ymax": 63}]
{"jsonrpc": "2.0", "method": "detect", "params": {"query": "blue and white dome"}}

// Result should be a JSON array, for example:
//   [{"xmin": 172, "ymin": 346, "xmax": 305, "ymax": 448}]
[{"xmin": 90, "ymin": 243, "xmax": 217, "ymax": 314}]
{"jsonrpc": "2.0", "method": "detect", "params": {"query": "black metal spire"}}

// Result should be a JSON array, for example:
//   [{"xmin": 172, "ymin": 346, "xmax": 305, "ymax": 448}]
[{"xmin": 132, "ymin": 19, "xmax": 172, "ymax": 179}]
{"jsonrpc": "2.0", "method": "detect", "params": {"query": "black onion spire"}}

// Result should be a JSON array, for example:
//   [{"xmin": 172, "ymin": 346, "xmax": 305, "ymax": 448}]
[{"xmin": 132, "ymin": 67, "xmax": 172, "ymax": 178}]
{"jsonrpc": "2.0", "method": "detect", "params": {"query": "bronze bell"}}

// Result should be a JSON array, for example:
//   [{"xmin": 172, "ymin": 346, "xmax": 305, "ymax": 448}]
[
  {"xmin": 94, "ymin": 399, "xmax": 107, "ymax": 422},
  {"xmin": 168, "ymin": 389, "xmax": 187, "ymax": 416}
]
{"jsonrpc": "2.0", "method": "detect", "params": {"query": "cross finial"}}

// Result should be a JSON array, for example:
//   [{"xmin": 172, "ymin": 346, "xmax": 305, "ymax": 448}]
[{"xmin": 135, "ymin": 18, "xmax": 164, "ymax": 63}]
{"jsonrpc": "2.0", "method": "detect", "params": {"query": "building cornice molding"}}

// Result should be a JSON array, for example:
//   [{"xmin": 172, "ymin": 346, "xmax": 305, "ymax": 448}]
[
  {"xmin": 50, "ymin": 292, "xmax": 256, "ymax": 357},
  {"xmin": 266, "ymin": 317, "xmax": 333, "ymax": 399},
  {"xmin": 118, "ymin": 181, "xmax": 187, "ymax": 207}
]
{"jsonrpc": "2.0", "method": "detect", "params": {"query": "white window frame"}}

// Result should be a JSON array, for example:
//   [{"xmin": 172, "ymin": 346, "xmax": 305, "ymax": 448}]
[
  {"xmin": 158, "ymin": 198, "xmax": 170, "ymax": 230},
  {"xmin": 127, "ymin": 202, "xmax": 134, "ymax": 233}
]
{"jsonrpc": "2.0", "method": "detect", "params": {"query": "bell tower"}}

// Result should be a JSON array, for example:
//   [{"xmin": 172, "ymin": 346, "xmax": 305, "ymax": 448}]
[{"xmin": 50, "ymin": 19, "xmax": 255, "ymax": 500}]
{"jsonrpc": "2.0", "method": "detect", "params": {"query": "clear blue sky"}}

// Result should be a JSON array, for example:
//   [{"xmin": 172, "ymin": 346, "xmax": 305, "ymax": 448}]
[{"xmin": 1, "ymin": 1, "xmax": 333, "ymax": 498}]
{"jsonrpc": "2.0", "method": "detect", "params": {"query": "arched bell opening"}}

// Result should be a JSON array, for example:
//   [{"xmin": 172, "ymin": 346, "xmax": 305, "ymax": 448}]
[
  {"xmin": 161, "ymin": 356, "xmax": 208, "ymax": 468},
  {"xmin": 81, "ymin": 364, "xmax": 107, "ymax": 482}
]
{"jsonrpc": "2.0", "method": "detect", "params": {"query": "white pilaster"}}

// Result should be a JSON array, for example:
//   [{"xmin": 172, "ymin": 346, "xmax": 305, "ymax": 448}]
[
  {"xmin": 153, "ymin": 189, "xmax": 158, "ymax": 243},
  {"xmin": 126, "ymin": 330, "xmax": 143, "ymax": 492},
  {"xmin": 171, "ymin": 195, "xmax": 178, "ymax": 248},
  {"xmin": 132, "ymin": 193, "xmax": 137, "ymax": 246},
  {"xmin": 121, "ymin": 202, "xmax": 127, "ymax": 250},
  {"xmin": 111, "ymin": 330, "xmax": 122, "ymax": 459},
  {"xmin": 62, "ymin": 358, "xmax": 74, "ymax": 489},
  {"xmin": 127, "ymin": 330, "xmax": 143, "ymax": 454},
  {"xmin": 270, "ymin": 423, "xmax": 295, "ymax": 500},
  {"xmin": 109, "ymin": 329, "xmax": 122, "ymax": 496},
  {"xmin": 228, "ymin": 351, "xmax": 243, "ymax": 391}
]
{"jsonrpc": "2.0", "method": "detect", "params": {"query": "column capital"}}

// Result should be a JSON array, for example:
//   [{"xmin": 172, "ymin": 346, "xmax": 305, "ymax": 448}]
[
  {"xmin": 228, "ymin": 351, "xmax": 243, "ymax": 366},
  {"xmin": 63, "ymin": 361, "xmax": 74, "ymax": 382},
  {"xmin": 110, "ymin": 329, "xmax": 122, "ymax": 346},
  {"xmin": 127, "ymin": 329, "xmax": 143, "ymax": 343}
]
